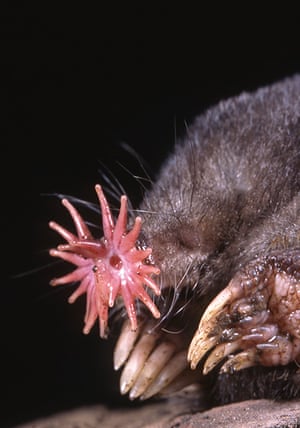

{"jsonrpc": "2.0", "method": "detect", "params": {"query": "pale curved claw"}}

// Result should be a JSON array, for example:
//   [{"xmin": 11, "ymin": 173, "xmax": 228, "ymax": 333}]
[
  {"xmin": 187, "ymin": 279, "xmax": 242, "ymax": 369},
  {"xmin": 188, "ymin": 251, "xmax": 300, "ymax": 379},
  {"xmin": 219, "ymin": 348, "xmax": 258, "ymax": 374},
  {"xmin": 119, "ymin": 324, "xmax": 160, "ymax": 395},
  {"xmin": 114, "ymin": 318, "xmax": 201, "ymax": 400},
  {"xmin": 159, "ymin": 368, "xmax": 203, "ymax": 397},
  {"xmin": 114, "ymin": 319, "xmax": 145, "ymax": 370},
  {"xmin": 139, "ymin": 350, "xmax": 189, "ymax": 400},
  {"xmin": 129, "ymin": 341, "xmax": 177, "ymax": 400},
  {"xmin": 203, "ymin": 341, "xmax": 242, "ymax": 375}
]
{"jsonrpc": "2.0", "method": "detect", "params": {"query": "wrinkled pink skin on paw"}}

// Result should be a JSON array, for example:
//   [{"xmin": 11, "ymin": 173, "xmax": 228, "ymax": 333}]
[{"xmin": 49, "ymin": 184, "xmax": 161, "ymax": 338}]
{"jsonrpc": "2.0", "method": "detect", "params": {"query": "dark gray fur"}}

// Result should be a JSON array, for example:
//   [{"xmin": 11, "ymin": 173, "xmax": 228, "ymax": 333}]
[{"xmin": 137, "ymin": 75, "xmax": 300, "ymax": 403}]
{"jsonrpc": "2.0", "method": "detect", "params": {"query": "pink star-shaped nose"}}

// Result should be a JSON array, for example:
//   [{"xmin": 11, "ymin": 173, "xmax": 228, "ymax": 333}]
[{"xmin": 49, "ymin": 184, "xmax": 161, "ymax": 338}]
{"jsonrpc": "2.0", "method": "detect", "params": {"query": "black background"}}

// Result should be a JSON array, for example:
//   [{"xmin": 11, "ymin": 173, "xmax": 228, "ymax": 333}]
[{"xmin": 3, "ymin": 4, "xmax": 300, "ymax": 427}]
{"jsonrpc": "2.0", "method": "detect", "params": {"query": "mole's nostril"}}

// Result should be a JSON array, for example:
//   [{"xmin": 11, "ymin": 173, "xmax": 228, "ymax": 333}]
[{"xmin": 110, "ymin": 255, "xmax": 122, "ymax": 269}]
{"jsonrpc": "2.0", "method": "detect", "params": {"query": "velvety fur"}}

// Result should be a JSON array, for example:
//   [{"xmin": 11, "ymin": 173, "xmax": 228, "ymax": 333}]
[{"xmin": 136, "ymin": 75, "xmax": 300, "ymax": 403}]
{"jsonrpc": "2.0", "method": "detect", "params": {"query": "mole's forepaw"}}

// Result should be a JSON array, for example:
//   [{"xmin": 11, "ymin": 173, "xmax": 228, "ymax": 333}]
[
  {"xmin": 114, "ymin": 318, "xmax": 203, "ymax": 401},
  {"xmin": 188, "ymin": 250, "xmax": 300, "ymax": 375}
]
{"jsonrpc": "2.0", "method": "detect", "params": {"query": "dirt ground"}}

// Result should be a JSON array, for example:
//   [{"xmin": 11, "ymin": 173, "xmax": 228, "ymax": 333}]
[{"xmin": 14, "ymin": 387, "xmax": 300, "ymax": 428}]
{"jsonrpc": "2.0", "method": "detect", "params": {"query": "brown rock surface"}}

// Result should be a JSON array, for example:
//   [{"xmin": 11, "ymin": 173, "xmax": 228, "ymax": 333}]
[{"xmin": 14, "ymin": 388, "xmax": 300, "ymax": 428}]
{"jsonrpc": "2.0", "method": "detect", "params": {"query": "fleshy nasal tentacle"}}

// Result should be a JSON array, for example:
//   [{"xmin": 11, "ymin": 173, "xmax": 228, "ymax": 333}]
[
  {"xmin": 95, "ymin": 184, "xmax": 115, "ymax": 243},
  {"xmin": 49, "ymin": 184, "xmax": 161, "ymax": 338}
]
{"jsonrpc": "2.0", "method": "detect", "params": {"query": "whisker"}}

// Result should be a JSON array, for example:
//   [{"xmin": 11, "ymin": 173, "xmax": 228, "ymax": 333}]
[
  {"xmin": 34, "ymin": 282, "xmax": 78, "ymax": 303},
  {"xmin": 176, "ymin": 261, "xmax": 193, "ymax": 288},
  {"xmin": 134, "ymin": 208, "xmax": 159, "ymax": 215},
  {"xmin": 97, "ymin": 160, "xmax": 136, "ymax": 221},
  {"xmin": 161, "ymin": 326, "xmax": 186, "ymax": 335},
  {"xmin": 97, "ymin": 160, "xmax": 128, "ymax": 197},
  {"xmin": 11, "ymin": 259, "xmax": 63, "ymax": 279},
  {"xmin": 116, "ymin": 161, "xmax": 153, "ymax": 194},
  {"xmin": 119, "ymin": 141, "xmax": 154, "ymax": 186},
  {"xmin": 98, "ymin": 169, "xmax": 126, "ymax": 203},
  {"xmin": 41, "ymin": 193, "xmax": 100, "ymax": 214}
]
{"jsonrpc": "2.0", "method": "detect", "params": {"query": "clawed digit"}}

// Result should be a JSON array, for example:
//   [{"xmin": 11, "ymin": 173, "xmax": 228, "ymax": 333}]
[
  {"xmin": 188, "ymin": 251, "xmax": 300, "ymax": 376},
  {"xmin": 114, "ymin": 318, "xmax": 202, "ymax": 400}
]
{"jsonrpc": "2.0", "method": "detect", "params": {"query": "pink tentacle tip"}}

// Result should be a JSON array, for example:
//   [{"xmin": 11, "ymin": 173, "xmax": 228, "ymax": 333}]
[{"xmin": 49, "ymin": 184, "xmax": 161, "ymax": 339}]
